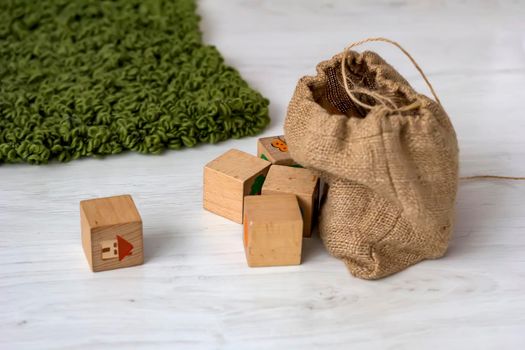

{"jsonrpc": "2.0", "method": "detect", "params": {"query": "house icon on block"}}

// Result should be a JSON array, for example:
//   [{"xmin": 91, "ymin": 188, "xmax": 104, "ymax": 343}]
[
  {"xmin": 101, "ymin": 235, "xmax": 134, "ymax": 261},
  {"xmin": 80, "ymin": 194, "xmax": 144, "ymax": 272}
]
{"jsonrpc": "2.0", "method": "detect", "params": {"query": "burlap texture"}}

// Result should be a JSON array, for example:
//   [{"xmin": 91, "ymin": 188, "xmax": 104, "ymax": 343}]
[{"xmin": 284, "ymin": 50, "xmax": 459, "ymax": 279}]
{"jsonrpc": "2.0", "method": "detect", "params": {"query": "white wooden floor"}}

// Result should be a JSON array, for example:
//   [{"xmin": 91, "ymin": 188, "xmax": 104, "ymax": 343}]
[{"xmin": 2, "ymin": 1, "xmax": 525, "ymax": 349}]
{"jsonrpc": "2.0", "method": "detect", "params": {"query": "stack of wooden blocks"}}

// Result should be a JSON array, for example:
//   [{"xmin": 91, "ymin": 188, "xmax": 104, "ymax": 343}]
[{"xmin": 203, "ymin": 136, "xmax": 320, "ymax": 267}]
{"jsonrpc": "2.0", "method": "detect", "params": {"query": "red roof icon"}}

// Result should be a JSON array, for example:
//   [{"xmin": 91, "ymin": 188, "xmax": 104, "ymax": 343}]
[{"xmin": 116, "ymin": 235, "xmax": 133, "ymax": 261}]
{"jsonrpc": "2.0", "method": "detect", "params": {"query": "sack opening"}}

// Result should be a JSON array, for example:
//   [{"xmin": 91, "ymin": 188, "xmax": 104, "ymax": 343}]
[{"xmin": 311, "ymin": 54, "xmax": 417, "ymax": 119}]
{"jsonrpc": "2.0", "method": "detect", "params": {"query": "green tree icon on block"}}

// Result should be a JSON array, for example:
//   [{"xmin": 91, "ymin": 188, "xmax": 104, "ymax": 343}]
[{"xmin": 250, "ymin": 175, "xmax": 266, "ymax": 195}]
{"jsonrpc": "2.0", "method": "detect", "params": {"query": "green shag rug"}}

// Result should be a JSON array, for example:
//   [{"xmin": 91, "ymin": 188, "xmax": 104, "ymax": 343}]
[{"xmin": 0, "ymin": 0, "xmax": 270, "ymax": 164}]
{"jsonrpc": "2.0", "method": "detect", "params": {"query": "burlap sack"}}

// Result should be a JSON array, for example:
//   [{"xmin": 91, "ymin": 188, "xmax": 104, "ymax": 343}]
[{"xmin": 284, "ymin": 42, "xmax": 459, "ymax": 279}]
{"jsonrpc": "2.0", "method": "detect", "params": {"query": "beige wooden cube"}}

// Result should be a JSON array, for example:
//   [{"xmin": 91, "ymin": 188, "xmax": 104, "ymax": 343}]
[
  {"xmin": 257, "ymin": 135, "xmax": 298, "ymax": 166},
  {"xmin": 262, "ymin": 165, "xmax": 319, "ymax": 237},
  {"xmin": 243, "ymin": 194, "xmax": 303, "ymax": 267},
  {"xmin": 203, "ymin": 149, "xmax": 271, "ymax": 223},
  {"xmin": 80, "ymin": 195, "xmax": 144, "ymax": 272}
]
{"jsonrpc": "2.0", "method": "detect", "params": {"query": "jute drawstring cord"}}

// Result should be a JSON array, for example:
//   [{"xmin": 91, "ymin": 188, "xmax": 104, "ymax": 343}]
[
  {"xmin": 341, "ymin": 37, "xmax": 441, "ymax": 112},
  {"xmin": 341, "ymin": 37, "xmax": 525, "ymax": 182},
  {"xmin": 460, "ymin": 175, "xmax": 525, "ymax": 181}
]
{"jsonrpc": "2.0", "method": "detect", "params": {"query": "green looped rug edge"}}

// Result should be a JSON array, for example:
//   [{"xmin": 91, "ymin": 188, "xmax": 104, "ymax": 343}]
[{"xmin": 0, "ymin": 0, "xmax": 270, "ymax": 165}]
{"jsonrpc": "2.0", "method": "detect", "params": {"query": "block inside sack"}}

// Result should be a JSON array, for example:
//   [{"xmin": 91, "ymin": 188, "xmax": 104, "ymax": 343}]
[{"xmin": 203, "ymin": 149, "xmax": 271, "ymax": 223}]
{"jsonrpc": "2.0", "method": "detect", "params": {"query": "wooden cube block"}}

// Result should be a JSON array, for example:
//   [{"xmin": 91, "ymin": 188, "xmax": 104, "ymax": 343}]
[
  {"xmin": 262, "ymin": 165, "xmax": 319, "ymax": 237},
  {"xmin": 80, "ymin": 194, "xmax": 143, "ymax": 272},
  {"xmin": 243, "ymin": 194, "xmax": 303, "ymax": 267},
  {"xmin": 257, "ymin": 135, "xmax": 298, "ymax": 166},
  {"xmin": 203, "ymin": 149, "xmax": 271, "ymax": 223}
]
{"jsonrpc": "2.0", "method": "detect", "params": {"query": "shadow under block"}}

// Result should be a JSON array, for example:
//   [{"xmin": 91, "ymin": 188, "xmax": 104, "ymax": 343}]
[
  {"xmin": 257, "ymin": 135, "xmax": 297, "ymax": 166},
  {"xmin": 80, "ymin": 194, "xmax": 144, "ymax": 272},
  {"xmin": 203, "ymin": 149, "xmax": 271, "ymax": 223},
  {"xmin": 243, "ymin": 194, "xmax": 303, "ymax": 267},
  {"xmin": 262, "ymin": 165, "xmax": 319, "ymax": 237}
]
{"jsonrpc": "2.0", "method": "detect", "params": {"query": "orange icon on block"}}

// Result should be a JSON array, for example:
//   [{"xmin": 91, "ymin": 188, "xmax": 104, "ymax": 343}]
[
  {"xmin": 101, "ymin": 235, "xmax": 134, "ymax": 261},
  {"xmin": 270, "ymin": 138, "xmax": 288, "ymax": 152}
]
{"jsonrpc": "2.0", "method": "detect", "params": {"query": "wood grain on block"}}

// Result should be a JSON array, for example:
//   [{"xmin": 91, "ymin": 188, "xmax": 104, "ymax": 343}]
[
  {"xmin": 203, "ymin": 149, "xmax": 271, "ymax": 223},
  {"xmin": 257, "ymin": 135, "xmax": 297, "ymax": 166},
  {"xmin": 262, "ymin": 165, "xmax": 319, "ymax": 237},
  {"xmin": 243, "ymin": 194, "xmax": 303, "ymax": 267},
  {"xmin": 80, "ymin": 194, "xmax": 144, "ymax": 272}
]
